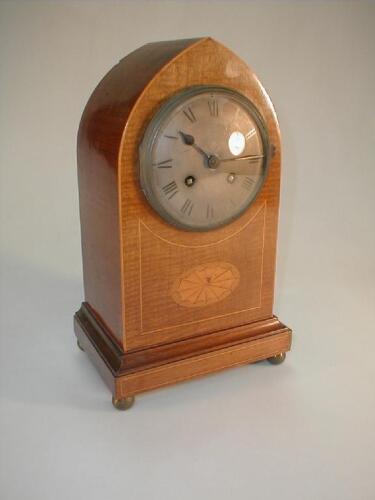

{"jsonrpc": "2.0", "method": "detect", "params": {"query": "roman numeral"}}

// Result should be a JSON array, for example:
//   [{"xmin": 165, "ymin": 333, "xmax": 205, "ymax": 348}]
[
  {"xmin": 153, "ymin": 158, "xmax": 173, "ymax": 168},
  {"xmin": 183, "ymin": 106, "xmax": 197, "ymax": 123},
  {"xmin": 242, "ymin": 176, "xmax": 255, "ymax": 191},
  {"xmin": 208, "ymin": 98, "xmax": 218, "ymax": 117},
  {"xmin": 180, "ymin": 198, "xmax": 193, "ymax": 216},
  {"xmin": 245, "ymin": 129, "xmax": 256, "ymax": 141},
  {"xmin": 206, "ymin": 204, "xmax": 214, "ymax": 219},
  {"xmin": 164, "ymin": 135, "xmax": 178, "ymax": 140},
  {"xmin": 162, "ymin": 180, "xmax": 179, "ymax": 199}
]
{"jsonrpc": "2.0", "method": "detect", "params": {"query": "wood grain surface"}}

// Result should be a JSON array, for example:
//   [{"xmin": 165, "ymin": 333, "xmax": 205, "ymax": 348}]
[
  {"xmin": 74, "ymin": 303, "xmax": 291, "ymax": 398},
  {"xmin": 76, "ymin": 37, "xmax": 291, "ymax": 400}
]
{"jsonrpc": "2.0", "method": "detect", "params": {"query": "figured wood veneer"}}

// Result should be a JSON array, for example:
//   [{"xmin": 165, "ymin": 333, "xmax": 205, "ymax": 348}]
[
  {"xmin": 170, "ymin": 261, "xmax": 240, "ymax": 308},
  {"xmin": 75, "ymin": 37, "xmax": 292, "ymax": 402},
  {"xmin": 74, "ymin": 304, "xmax": 291, "ymax": 399}
]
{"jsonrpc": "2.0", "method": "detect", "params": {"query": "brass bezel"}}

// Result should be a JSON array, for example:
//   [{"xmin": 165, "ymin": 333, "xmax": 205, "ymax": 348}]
[{"xmin": 139, "ymin": 85, "xmax": 271, "ymax": 231}]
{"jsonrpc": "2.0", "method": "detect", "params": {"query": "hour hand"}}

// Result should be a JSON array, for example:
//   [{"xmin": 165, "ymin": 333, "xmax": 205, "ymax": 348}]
[
  {"xmin": 179, "ymin": 131, "xmax": 210, "ymax": 162},
  {"xmin": 179, "ymin": 131, "xmax": 195, "ymax": 146}
]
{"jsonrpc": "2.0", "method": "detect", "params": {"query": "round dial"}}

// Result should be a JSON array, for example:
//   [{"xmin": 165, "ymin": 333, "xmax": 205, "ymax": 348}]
[{"xmin": 139, "ymin": 86, "xmax": 270, "ymax": 231}]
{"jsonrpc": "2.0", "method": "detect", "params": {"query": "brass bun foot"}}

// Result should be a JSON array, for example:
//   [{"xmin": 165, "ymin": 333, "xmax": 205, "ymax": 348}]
[
  {"xmin": 77, "ymin": 339, "xmax": 85, "ymax": 352},
  {"xmin": 267, "ymin": 352, "xmax": 286, "ymax": 365},
  {"xmin": 112, "ymin": 396, "xmax": 135, "ymax": 411}
]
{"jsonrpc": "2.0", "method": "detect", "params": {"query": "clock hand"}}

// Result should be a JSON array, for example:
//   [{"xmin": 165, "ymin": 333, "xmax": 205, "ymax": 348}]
[
  {"xmin": 219, "ymin": 154, "xmax": 264, "ymax": 163},
  {"xmin": 214, "ymin": 154, "xmax": 264, "ymax": 174},
  {"xmin": 179, "ymin": 131, "xmax": 210, "ymax": 163}
]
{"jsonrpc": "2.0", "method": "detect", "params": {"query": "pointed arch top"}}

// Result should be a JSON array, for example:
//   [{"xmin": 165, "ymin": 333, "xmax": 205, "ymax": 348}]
[{"xmin": 78, "ymin": 37, "xmax": 279, "ymax": 175}]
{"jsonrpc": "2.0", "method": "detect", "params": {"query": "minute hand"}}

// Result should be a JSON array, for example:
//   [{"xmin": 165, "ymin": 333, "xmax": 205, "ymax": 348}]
[
  {"xmin": 217, "ymin": 154, "xmax": 264, "ymax": 174},
  {"xmin": 219, "ymin": 154, "xmax": 264, "ymax": 163}
]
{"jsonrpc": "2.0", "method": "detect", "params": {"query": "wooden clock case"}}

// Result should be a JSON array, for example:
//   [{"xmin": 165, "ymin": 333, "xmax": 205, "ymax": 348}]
[{"xmin": 74, "ymin": 37, "xmax": 292, "ymax": 409}]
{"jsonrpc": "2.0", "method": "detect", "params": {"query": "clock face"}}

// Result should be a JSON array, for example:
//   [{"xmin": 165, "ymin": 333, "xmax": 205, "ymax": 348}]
[{"xmin": 139, "ymin": 86, "xmax": 270, "ymax": 231}]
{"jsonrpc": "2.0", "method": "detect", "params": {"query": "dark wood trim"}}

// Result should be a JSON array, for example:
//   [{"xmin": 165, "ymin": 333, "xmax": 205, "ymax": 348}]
[
  {"xmin": 75, "ymin": 302, "xmax": 291, "ymax": 376},
  {"xmin": 75, "ymin": 302, "xmax": 291, "ymax": 398}
]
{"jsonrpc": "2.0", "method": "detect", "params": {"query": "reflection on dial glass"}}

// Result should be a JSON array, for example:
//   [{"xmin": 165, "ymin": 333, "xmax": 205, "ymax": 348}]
[
  {"xmin": 139, "ymin": 87, "xmax": 269, "ymax": 231},
  {"xmin": 228, "ymin": 131, "xmax": 245, "ymax": 156}
]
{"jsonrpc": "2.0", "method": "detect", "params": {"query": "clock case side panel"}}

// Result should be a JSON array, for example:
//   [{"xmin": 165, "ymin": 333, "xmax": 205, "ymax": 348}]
[
  {"xmin": 119, "ymin": 37, "xmax": 283, "ymax": 351},
  {"xmin": 76, "ymin": 38, "xmax": 203, "ymax": 346}
]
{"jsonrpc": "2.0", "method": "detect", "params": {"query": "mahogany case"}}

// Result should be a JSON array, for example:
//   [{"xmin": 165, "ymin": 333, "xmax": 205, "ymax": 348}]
[{"xmin": 74, "ymin": 37, "xmax": 292, "ymax": 403}]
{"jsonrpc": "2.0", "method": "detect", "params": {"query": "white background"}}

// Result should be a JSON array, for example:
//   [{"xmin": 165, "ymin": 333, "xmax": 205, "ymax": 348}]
[{"xmin": 1, "ymin": 1, "xmax": 374, "ymax": 499}]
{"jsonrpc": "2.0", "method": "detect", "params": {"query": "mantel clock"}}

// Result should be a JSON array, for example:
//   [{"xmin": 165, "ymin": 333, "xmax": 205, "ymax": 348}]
[{"xmin": 74, "ymin": 38, "xmax": 292, "ymax": 410}]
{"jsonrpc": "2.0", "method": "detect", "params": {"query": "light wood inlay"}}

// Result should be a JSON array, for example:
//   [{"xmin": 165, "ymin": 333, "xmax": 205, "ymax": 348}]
[
  {"xmin": 170, "ymin": 262, "xmax": 240, "ymax": 308},
  {"xmin": 138, "ymin": 201, "xmax": 266, "ymax": 339}
]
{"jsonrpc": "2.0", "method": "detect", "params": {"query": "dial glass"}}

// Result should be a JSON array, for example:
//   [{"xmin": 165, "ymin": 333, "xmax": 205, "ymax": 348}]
[{"xmin": 139, "ymin": 86, "xmax": 270, "ymax": 231}]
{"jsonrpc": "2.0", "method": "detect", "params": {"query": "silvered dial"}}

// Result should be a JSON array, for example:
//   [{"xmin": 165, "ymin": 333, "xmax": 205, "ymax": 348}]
[{"xmin": 139, "ymin": 86, "xmax": 270, "ymax": 231}]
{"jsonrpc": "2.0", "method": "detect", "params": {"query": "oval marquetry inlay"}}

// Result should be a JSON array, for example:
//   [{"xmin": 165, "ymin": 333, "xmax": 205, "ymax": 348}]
[{"xmin": 171, "ymin": 262, "xmax": 240, "ymax": 308}]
